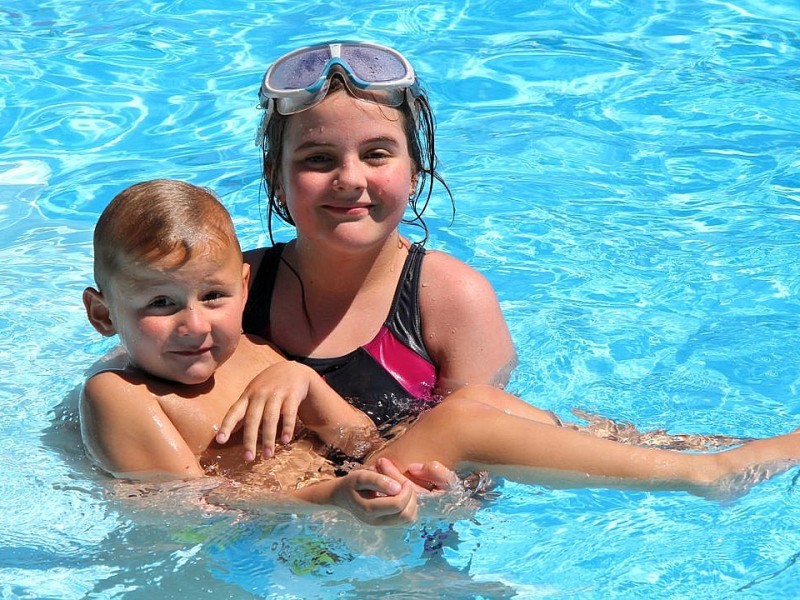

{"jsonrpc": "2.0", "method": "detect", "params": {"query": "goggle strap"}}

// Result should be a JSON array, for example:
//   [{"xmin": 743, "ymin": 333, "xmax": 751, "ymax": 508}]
[
  {"xmin": 254, "ymin": 100, "xmax": 274, "ymax": 147},
  {"xmin": 406, "ymin": 87, "xmax": 420, "ymax": 128}
]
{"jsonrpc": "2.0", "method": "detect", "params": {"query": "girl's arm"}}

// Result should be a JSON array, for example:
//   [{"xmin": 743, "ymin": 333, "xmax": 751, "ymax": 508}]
[
  {"xmin": 420, "ymin": 253, "xmax": 561, "ymax": 424},
  {"xmin": 420, "ymin": 252, "xmax": 517, "ymax": 395},
  {"xmin": 80, "ymin": 371, "xmax": 205, "ymax": 480}
]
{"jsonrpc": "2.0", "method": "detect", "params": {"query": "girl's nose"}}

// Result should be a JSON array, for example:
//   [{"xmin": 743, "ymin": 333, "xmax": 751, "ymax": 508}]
[{"xmin": 333, "ymin": 157, "xmax": 366, "ymax": 191}]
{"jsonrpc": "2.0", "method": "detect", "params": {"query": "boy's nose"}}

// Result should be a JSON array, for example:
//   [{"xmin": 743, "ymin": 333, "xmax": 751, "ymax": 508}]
[{"xmin": 178, "ymin": 305, "xmax": 211, "ymax": 336}]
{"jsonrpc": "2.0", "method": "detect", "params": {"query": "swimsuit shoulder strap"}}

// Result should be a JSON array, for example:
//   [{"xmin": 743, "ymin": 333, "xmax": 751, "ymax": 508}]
[
  {"xmin": 242, "ymin": 243, "xmax": 285, "ymax": 337},
  {"xmin": 384, "ymin": 243, "xmax": 433, "ymax": 362}
]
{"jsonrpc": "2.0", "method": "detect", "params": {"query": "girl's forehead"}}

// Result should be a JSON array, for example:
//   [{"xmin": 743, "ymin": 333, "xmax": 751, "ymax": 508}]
[{"xmin": 285, "ymin": 92, "xmax": 406, "ymax": 141}]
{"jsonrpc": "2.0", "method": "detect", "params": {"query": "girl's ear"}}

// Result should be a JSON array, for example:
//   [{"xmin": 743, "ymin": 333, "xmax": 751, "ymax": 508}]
[
  {"xmin": 265, "ymin": 159, "xmax": 284, "ymax": 202},
  {"xmin": 410, "ymin": 171, "xmax": 419, "ymax": 197},
  {"xmin": 83, "ymin": 287, "xmax": 117, "ymax": 337}
]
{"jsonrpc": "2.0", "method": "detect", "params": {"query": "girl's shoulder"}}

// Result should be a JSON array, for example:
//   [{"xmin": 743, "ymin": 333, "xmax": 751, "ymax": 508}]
[
  {"xmin": 420, "ymin": 249, "xmax": 495, "ymax": 292},
  {"xmin": 419, "ymin": 249, "xmax": 501, "ymax": 314}
]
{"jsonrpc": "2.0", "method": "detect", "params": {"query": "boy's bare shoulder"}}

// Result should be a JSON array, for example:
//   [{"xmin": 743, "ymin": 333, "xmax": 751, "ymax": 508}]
[
  {"xmin": 236, "ymin": 334, "xmax": 285, "ymax": 364},
  {"xmin": 84, "ymin": 346, "xmax": 130, "ymax": 379},
  {"xmin": 82, "ymin": 362, "xmax": 160, "ymax": 409}
]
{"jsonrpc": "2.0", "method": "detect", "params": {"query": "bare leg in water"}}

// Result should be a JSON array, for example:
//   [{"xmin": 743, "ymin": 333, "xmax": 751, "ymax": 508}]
[{"xmin": 368, "ymin": 388, "xmax": 800, "ymax": 497}]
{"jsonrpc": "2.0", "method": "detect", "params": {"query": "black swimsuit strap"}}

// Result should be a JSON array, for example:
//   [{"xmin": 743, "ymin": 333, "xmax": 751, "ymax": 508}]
[
  {"xmin": 386, "ymin": 243, "xmax": 431, "ymax": 361},
  {"xmin": 242, "ymin": 243, "xmax": 285, "ymax": 338},
  {"xmin": 242, "ymin": 242, "xmax": 431, "ymax": 362}
]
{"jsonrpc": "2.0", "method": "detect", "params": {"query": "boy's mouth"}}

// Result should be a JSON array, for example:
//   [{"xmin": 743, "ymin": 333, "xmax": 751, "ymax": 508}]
[{"xmin": 171, "ymin": 346, "xmax": 213, "ymax": 357}]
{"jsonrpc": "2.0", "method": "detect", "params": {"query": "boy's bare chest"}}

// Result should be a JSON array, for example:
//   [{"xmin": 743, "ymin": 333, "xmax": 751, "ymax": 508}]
[
  {"xmin": 157, "ymin": 345, "xmax": 269, "ymax": 454},
  {"xmin": 156, "ymin": 388, "xmax": 235, "ymax": 453}
]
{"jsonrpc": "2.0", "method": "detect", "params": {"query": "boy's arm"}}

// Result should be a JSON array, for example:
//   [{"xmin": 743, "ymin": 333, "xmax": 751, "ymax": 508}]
[
  {"xmin": 299, "ymin": 368, "xmax": 378, "ymax": 453},
  {"xmin": 80, "ymin": 371, "xmax": 204, "ymax": 480},
  {"xmin": 217, "ymin": 361, "xmax": 377, "ymax": 461}
]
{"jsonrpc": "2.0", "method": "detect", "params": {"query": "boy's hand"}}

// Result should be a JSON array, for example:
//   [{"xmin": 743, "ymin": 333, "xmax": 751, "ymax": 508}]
[
  {"xmin": 376, "ymin": 458, "xmax": 460, "ymax": 494},
  {"xmin": 215, "ymin": 361, "xmax": 315, "ymax": 461}
]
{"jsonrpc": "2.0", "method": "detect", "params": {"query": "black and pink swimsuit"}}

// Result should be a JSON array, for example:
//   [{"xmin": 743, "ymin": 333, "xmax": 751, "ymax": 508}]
[{"xmin": 242, "ymin": 243, "xmax": 438, "ymax": 427}]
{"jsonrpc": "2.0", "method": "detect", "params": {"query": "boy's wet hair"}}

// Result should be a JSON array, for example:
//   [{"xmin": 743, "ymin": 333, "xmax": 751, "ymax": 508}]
[
  {"xmin": 257, "ymin": 76, "xmax": 452, "ymax": 243},
  {"xmin": 93, "ymin": 179, "xmax": 240, "ymax": 291}
]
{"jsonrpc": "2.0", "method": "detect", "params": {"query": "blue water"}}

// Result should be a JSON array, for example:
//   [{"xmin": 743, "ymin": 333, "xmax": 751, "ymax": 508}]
[{"xmin": 3, "ymin": 0, "xmax": 800, "ymax": 597}]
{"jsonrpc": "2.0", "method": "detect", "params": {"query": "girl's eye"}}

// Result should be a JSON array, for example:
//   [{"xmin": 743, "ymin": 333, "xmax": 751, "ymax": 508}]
[
  {"xmin": 303, "ymin": 154, "xmax": 331, "ymax": 166},
  {"xmin": 363, "ymin": 150, "xmax": 392, "ymax": 164},
  {"xmin": 365, "ymin": 149, "xmax": 389, "ymax": 159}
]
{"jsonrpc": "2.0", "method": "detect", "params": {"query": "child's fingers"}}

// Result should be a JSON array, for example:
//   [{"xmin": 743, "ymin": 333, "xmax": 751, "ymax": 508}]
[
  {"xmin": 361, "ymin": 481, "xmax": 418, "ymax": 524},
  {"xmin": 255, "ymin": 398, "xmax": 282, "ymax": 459},
  {"xmin": 377, "ymin": 457, "xmax": 450, "ymax": 494},
  {"xmin": 351, "ymin": 469, "xmax": 403, "ymax": 497},
  {"xmin": 374, "ymin": 457, "xmax": 407, "ymax": 483},
  {"xmin": 278, "ymin": 393, "xmax": 303, "ymax": 445},
  {"xmin": 336, "ymin": 471, "xmax": 418, "ymax": 525},
  {"xmin": 240, "ymin": 398, "xmax": 265, "ymax": 461},
  {"xmin": 406, "ymin": 460, "xmax": 459, "ymax": 492},
  {"xmin": 216, "ymin": 398, "xmax": 248, "ymax": 444}
]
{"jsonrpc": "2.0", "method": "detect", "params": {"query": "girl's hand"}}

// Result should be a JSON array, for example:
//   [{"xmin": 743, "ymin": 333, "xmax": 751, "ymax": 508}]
[
  {"xmin": 330, "ymin": 465, "xmax": 419, "ymax": 526},
  {"xmin": 216, "ymin": 361, "xmax": 316, "ymax": 461},
  {"xmin": 404, "ymin": 460, "xmax": 460, "ymax": 493}
]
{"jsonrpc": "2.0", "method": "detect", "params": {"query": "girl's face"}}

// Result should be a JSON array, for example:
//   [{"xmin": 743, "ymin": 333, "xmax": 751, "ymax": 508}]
[{"xmin": 277, "ymin": 90, "xmax": 418, "ymax": 253}]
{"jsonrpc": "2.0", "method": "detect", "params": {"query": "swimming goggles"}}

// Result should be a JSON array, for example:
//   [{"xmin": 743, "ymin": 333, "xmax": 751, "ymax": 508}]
[{"xmin": 257, "ymin": 41, "xmax": 420, "ymax": 116}]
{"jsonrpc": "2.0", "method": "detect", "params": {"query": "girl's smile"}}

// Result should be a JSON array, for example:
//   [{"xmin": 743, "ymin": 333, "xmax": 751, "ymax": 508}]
[{"xmin": 278, "ymin": 90, "xmax": 417, "ymax": 252}]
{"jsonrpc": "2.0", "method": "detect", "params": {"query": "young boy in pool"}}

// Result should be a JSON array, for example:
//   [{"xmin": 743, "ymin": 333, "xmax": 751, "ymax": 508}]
[
  {"xmin": 80, "ymin": 178, "xmax": 436, "ymax": 525},
  {"xmin": 83, "ymin": 179, "xmax": 800, "ymax": 521}
]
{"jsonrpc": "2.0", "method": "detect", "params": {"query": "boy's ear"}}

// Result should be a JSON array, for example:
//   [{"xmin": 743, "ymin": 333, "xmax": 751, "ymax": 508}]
[
  {"xmin": 83, "ymin": 287, "xmax": 117, "ymax": 337},
  {"xmin": 241, "ymin": 263, "xmax": 251, "ymax": 304}
]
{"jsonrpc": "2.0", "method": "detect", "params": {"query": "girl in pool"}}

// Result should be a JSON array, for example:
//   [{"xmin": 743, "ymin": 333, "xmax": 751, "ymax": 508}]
[
  {"xmin": 82, "ymin": 179, "xmax": 800, "ymax": 527},
  {"xmin": 237, "ymin": 41, "xmax": 561, "ymax": 447}
]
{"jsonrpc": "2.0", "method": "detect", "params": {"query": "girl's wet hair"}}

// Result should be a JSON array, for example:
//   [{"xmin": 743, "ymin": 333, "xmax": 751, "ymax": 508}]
[
  {"xmin": 93, "ymin": 179, "xmax": 240, "ymax": 291},
  {"xmin": 257, "ymin": 76, "xmax": 453, "ymax": 243}
]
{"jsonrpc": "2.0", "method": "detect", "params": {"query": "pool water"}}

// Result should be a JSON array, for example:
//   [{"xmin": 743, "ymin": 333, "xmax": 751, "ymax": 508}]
[{"xmin": 3, "ymin": 0, "xmax": 800, "ymax": 597}]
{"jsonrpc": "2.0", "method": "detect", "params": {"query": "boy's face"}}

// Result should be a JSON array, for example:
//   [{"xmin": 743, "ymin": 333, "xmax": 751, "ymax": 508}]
[{"xmin": 100, "ymin": 245, "xmax": 248, "ymax": 385}]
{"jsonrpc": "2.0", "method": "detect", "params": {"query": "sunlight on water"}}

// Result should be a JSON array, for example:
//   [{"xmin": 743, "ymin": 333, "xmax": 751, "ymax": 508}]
[{"xmin": 3, "ymin": 0, "xmax": 800, "ymax": 596}]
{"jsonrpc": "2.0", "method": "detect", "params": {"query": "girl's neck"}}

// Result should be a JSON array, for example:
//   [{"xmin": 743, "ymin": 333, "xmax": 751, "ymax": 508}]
[{"xmin": 289, "ymin": 233, "xmax": 409, "ymax": 293}]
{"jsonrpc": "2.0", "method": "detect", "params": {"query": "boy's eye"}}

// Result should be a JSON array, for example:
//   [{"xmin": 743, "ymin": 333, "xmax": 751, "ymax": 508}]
[
  {"xmin": 203, "ymin": 291, "xmax": 229, "ymax": 303},
  {"xmin": 148, "ymin": 296, "xmax": 174, "ymax": 308}
]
